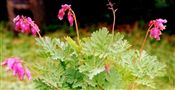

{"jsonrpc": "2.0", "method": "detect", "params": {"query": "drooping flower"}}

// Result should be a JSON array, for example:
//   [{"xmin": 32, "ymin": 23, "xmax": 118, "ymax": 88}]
[
  {"xmin": 149, "ymin": 18, "xmax": 167, "ymax": 40},
  {"xmin": 12, "ymin": 62, "xmax": 25, "ymax": 80},
  {"xmin": 15, "ymin": 20, "xmax": 21, "ymax": 30},
  {"xmin": 13, "ymin": 15, "xmax": 20, "ymax": 23},
  {"xmin": 61, "ymin": 4, "xmax": 71, "ymax": 11},
  {"xmin": 1, "ymin": 57, "xmax": 32, "ymax": 80},
  {"xmin": 25, "ymin": 67, "xmax": 32, "ymax": 80},
  {"xmin": 31, "ymin": 24, "xmax": 40, "ymax": 36},
  {"xmin": 150, "ymin": 27, "xmax": 162, "ymax": 40},
  {"xmin": 21, "ymin": 22, "xmax": 30, "ymax": 33},
  {"xmin": 1, "ymin": 57, "xmax": 22, "ymax": 70},
  {"xmin": 149, "ymin": 18, "xmax": 167, "ymax": 31},
  {"xmin": 13, "ymin": 15, "xmax": 40, "ymax": 36},
  {"xmin": 67, "ymin": 11, "xmax": 74, "ymax": 26},
  {"xmin": 58, "ymin": 9, "xmax": 65, "ymax": 20},
  {"xmin": 57, "ymin": 4, "xmax": 74, "ymax": 26},
  {"xmin": 57, "ymin": 4, "xmax": 71, "ymax": 20}
]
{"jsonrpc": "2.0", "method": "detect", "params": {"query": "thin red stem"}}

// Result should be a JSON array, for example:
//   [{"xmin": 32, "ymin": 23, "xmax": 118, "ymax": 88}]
[
  {"xmin": 112, "ymin": 9, "xmax": 116, "ymax": 36},
  {"xmin": 70, "ymin": 9, "xmax": 80, "ymax": 45},
  {"xmin": 139, "ymin": 24, "xmax": 153, "ymax": 58},
  {"xmin": 107, "ymin": 0, "xmax": 117, "ymax": 36},
  {"xmin": 36, "ymin": 31, "xmax": 42, "ymax": 38}
]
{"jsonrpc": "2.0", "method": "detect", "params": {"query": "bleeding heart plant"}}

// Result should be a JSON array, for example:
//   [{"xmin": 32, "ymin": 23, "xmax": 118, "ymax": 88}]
[{"xmin": 1, "ymin": 0, "xmax": 167, "ymax": 90}]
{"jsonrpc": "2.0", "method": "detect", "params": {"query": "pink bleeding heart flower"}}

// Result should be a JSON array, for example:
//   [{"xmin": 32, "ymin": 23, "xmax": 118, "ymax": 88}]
[
  {"xmin": 149, "ymin": 18, "xmax": 167, "ymax": 30},
  {"xmin": 61, "ymin": 4, "xmax": 71, "ymax": 11},
  {"xmin": 1, "ymin": 57, "xmax": 21, "ymax": 70},
  {"xmin": 21, "ymin": 23, "xmax": 30, "ymax": 33},
  {"xmin": 1, "ymin": 57, "xmax": 32, "ymax": 80},
  {"xmin": 26, "ymin": 17, "xmax": 33, "ymax": 23},
  {"xmin": 150, "ymin": 27, "xmax": 162, "ymax": 40},
  {"xmin": 15, "ymin": 21, "xmax": 21, "ymax": 31},
  {"xmin": 13, "ymin": 15, "xmax": 40, "ymax": 36},
  {"xmin": 30, "ymin": 23, "xmax": 40, "ymax": 36},
  {"xmin": 25, "ymin": 67, "xmax": 32, "ymax": 80},
  {"xmin": 31, "ymin": 27, "xmax": 37, "ymax": 36},
  {"xmin": 149, "ymin": 18, "xmax": 167, "ymax": 40},
  {"xmin": 13, "ymin": 15, "xmax": 20, "ymax": 23},
  {"xmin": 57, "ymin": 4, "xmax": 71, "ymax": 20},
  {"xmin": 27, "ymin": 17, "xmax": 40, "ymax": 36},
  {"xmin": 12, "ymin": 62, "xmax": 25, "ymax": 80},
  {"xmin": 20, "ymin": 22, "xmax": 26, "ymax": 33},
  {"xmin": 58, "ymin": 9, "xmax": 65, "ymax": 20},
  {"xmin": 155, "ymin": 19, "xmax": 167, "ymax": 30},
  {"xmin": 31, "ymin": 22, "xmax": 40, "ymax": 36},
  {"xmin": 67, "ymin": 11, "xmax": 74, "ymax": 26},
  {"xmin": 57, "ymin": 4, "xmax": 74, "ymax": 26}
]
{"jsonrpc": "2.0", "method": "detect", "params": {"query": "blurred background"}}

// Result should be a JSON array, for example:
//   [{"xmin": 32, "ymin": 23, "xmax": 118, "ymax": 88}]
[
  {"xmin": 0, "ymin": 0, "xmax": 175, "ymax": 89},
  {"xmin": 0, "ymin": 0, "xmax": 175, "ymax": 34}
]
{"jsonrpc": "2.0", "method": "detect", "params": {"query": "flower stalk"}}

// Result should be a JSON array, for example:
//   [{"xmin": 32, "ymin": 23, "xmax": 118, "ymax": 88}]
[
  {"xmin": 70, "ymin": 9, "xmax": 81, "ymax": 45},
  {"xmin": 107, "ymin": 0, "xmax": 117, "ymax": 36},
  {"xmin": 139, "ymin": 19, "xmax": 167, "ymax": 59},
  {"xmin": 139, "ymin": 24, "xmax": 153, "ymax": 56},
  {"xmin": 57, "ymin": 4, "xmax": 81, "ymax": 45}
]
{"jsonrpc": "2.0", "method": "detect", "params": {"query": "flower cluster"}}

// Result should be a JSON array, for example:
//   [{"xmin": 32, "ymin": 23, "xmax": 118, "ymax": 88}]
[
  {"xmin": 13, "ymin": 15, "xmax": 40, "ymax": 36},
  {"xmin": 1, "ymin": 57, "xmax": 32, "ymax": 80},
  {"xmin": 149, "ymin": 19, "xmax": 167, "ymax": 40},
  {"xmin": 57, "ymin": 4, "xmax": 74, "ymax": 26}
]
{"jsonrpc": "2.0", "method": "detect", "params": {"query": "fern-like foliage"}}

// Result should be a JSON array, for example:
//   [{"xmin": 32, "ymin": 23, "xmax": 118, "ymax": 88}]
[
  {"xmin": 34, "ymin": 78, "xmax": 55, "ymax": 90},
  {"xmin": 36, "ymin": 37, "xmax": 78, "ymax": 62},
  {"xmin": 120, "ymin": 50, "xmax": 166, "ymax": 88},
  {"xmin": 34, "ymin": 27, "xmax": 166, "ymax": 89},
  {"xmin": 82, "ymin": 27, "xmax": 131, "ymax": 59},
  {"xmin": 80, "ymin": 27, "xmax": 131, "ymax": 80}
]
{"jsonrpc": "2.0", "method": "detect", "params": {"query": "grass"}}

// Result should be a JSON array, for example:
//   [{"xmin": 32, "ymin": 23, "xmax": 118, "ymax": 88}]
[{"xmin": 0, "ymin": 22, "xmax": 175, "ymax": 90}]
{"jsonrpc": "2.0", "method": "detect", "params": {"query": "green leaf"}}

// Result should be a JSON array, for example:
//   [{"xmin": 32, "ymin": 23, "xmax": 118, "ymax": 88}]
[
  {"xmin": 36, "ymin": 37, "xmax": 77, "ymax": 62},
  {"xmin": 136, "ymin": 79, "xmax": 156, "ymax": 89},
  {"xmin": 82, "ymin": 27, "xmax": 131, "ymax": 60},
  {"xmin": 78, "ymin": 55, "xmax": 106, "ymax": 80},
  {"xmin": 120, "ymin": 49, "xmax": 166, "ymax": 88},
  {"xmin": 65, "ymin": 36, "xmax": 80, "ymax": 52},
  {"xmin": 36, "ymin": 37, "xmax": 61, "ymax": 60},
  {"xmin": 34, "ymin": 78, "xmax": 55, "ymax": 90},
  {"xmin": 82, "ymin": 27, "xmax": 112, "ymax": 58},
  {"xmin": 88, "ymin": 67, "xmax": 105, "ymax": 80},
  {"xmin": 105, "ymin": 69, "xmax": 124, "ymax": 90}
]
